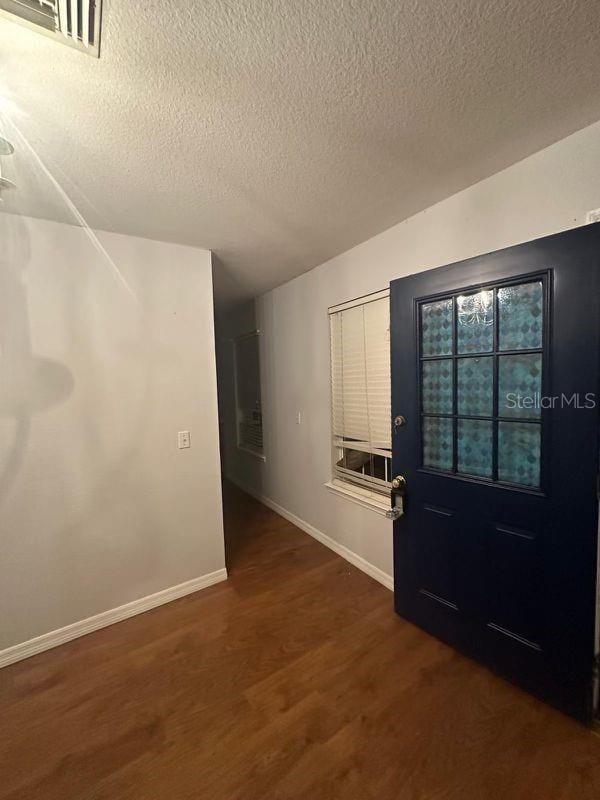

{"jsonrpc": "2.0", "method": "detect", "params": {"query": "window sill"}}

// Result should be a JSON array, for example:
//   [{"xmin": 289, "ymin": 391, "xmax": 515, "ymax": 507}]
[
  {"xmin": 324, "ymin": 480, "xmax": 390, "ymax": 517},
  {"xmin": 237, "ymin": 445, "xmax": 266, "ymax": 462}
]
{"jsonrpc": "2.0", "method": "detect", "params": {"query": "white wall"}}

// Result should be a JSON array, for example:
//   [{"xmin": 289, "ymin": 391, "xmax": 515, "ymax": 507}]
[
  {"xmin": 0, "ymin": 214, "xmax": 226, "ymax": 653},
  {"xmin": 218, "ymin": 118, "xmax": 600, "ymax": 586}
]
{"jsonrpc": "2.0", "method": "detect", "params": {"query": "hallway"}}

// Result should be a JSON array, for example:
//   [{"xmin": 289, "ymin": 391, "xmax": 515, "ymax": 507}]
[{"xmin": 1, "ymin": 482, "xmax": 599, "ymax": 799}]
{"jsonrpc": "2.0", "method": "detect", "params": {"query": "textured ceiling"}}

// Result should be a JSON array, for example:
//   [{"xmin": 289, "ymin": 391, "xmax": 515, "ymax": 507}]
[{"xmin": 2, "ymin": 0, "xmax": 600, "ymax": 303}]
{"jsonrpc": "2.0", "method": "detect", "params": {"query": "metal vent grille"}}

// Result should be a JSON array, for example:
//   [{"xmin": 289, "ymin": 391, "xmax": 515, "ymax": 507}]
[{"xmin": 0, "ymin": 0, "xmax": 102, "ymax": 56}]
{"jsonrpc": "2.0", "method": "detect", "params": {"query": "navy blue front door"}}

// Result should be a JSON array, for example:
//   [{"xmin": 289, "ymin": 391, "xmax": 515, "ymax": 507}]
[{"xmin": 390, "ymin": 224, "xmax": 600, "ymax": 722}]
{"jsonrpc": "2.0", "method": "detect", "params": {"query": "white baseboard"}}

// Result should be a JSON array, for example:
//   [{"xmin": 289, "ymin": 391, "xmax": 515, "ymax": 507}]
[
  {"xmin": 0, "ymin": 568, "xmax": 228, "ymax": 669},
  {"xmin": 229, "ymin": 478, "xmax": 394, "ymax": 592}
]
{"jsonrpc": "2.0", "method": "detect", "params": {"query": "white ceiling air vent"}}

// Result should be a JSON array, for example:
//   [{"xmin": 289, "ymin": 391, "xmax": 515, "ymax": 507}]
[{"xmin": 0, "ymin": 0, "xmax": 102, "ymax": 56}]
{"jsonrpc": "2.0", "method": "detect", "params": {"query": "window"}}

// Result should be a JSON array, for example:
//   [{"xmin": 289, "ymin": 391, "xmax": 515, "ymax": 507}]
[
  {"xmin": 328, "ymin": 290, "xmax": 391, "ymax": 507},
  {"xmin": 419, "ymin": 278, "xmax": 546, "ymax": 488},
  {"xmin": 233, "ymin": 331, "xmax": 264, "ymax": 460}
]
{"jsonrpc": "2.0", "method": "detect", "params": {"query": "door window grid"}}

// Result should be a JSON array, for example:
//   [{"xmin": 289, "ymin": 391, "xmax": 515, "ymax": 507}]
[{"xmin": 418, "ymin": 278, "xmax": 546, "ymax": 488}]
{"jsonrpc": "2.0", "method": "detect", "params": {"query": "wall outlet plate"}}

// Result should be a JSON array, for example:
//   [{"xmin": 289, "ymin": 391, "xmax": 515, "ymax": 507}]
[
  {"xmin": 586, "ymin": 208, "xmax": 600, "ymax": 225},
  {"xmin": 178, "ymin": 431, "xmax": 191, "ymax": 449}
]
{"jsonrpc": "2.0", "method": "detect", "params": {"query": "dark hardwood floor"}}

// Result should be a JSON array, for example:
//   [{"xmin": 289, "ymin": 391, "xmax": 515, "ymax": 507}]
[{"xmin": 1, "ymin": 481, "xmax": 599, "ymax": 799}]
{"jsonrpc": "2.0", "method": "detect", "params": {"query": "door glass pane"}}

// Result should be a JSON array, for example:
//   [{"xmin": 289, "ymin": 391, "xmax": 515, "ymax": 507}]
[
  {"xmin": 498, "ymin": 281, "xmax": 543, "ymax": 351},
  {"xmin": 420, "ymin": 276, "xmax": 545, "ymax": 486},
  {"xmin": 422, "ymin": 417, "xmax": 453, "ymax": 470},
  {"xmin": 498, "ymin": 422, "xmax": 541, "ymax": 486},
  {"xmin": 498, "ymin": 354, "xmax": 542, "ymax": 419},
  {"xmin": 422, "ymin": 359, "xmax": 453, "ymax": 414},
  {"xmin": 457, "ymin": 419, "xmax": 493, "ymax": 477},
  {"xmin": 457, "ymin": 290, "xmax": 494, "ymax": 354},
  {"xmin": 457, "ymin": 356, "xmax": 493, "ymax": 416},
  {"xmin": 421, "ymin": 299, "xmax": 453, "ymax": 357}
]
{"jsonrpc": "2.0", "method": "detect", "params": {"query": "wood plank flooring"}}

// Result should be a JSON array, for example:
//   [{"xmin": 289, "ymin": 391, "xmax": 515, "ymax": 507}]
[{"xmin": 1, "ymin": 481, "xmax": 599, "ymax": 799}]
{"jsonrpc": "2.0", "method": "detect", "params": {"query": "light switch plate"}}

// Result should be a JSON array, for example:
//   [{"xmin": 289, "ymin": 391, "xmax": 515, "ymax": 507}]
[{"xmin": 178, "ymin": 431, "xmax": 191, "ymax": 449}]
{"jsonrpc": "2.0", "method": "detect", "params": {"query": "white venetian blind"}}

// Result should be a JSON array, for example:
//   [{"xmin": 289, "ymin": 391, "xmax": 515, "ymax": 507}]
[{"xmin": 330, "ymin": 292, "xmax": 391, "ymax": 451}]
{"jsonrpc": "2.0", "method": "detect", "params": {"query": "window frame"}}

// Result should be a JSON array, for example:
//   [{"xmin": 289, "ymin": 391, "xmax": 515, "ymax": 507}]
[
  {"xmin": 232, "ymin": 330, "xmax": 265, "ymax": 462},
  {"xmin": 327, "ymin": 289, "xmax": 391, "ymax": 512},
  {"xmin": 415, "ymin": 270, "xmax": 550, "ymax": 494}
]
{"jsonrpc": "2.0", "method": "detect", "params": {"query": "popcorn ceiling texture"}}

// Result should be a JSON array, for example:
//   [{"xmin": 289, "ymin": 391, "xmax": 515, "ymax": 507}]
[{"xmin": 2, "ymin": 0, "xmax": 600, "ymax": 302}]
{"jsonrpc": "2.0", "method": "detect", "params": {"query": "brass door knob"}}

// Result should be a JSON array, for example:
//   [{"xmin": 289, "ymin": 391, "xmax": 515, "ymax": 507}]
[{"xmin": 391, "ymin": 475, "xmax": 407, "ymax": 493}]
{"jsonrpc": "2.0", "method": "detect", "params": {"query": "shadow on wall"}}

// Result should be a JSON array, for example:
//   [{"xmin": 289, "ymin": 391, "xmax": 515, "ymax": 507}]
[{"xmin": 0, "ymin": 214, "xmax": 74, "ymax": 504}]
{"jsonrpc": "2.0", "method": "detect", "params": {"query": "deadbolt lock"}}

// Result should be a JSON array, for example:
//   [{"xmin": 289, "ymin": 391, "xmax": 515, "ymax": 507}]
[{"xmin": 393, "ymin": 415, "xmax": 406, "ymax": 431}]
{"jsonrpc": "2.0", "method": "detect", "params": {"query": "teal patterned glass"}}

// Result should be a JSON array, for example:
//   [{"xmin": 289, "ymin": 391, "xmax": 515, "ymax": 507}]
[
  {"xmin": 422, "ymin": 417, "xmax": 453, "ymax": 470},
  {"xmin": 457, "ymin": 357, "xmax": 493, "ymax": 416},
  {"xmin": 498, "ymin": 282, "xmax": 543, "ymax": 351},
  {"xmin": 457, "ymin": 419, "xmax": 493, "ymax": 477},
  {"xmin": 422, "ymin": 360, "xmax": 453, "ymax": 414},
  {"xmin": 498, "ymin": 422, "xmax": 541, "ymax": 486},
  {"xmin": 457, "ymin": 290, "xmax": 494, "ymax": 354},
  {"xmin": 421, "ymin": 299, "xmax": 453, "ymax": 357},
  {"xmin": 498, "ymin": 354, "xmax": 542, "ymax": 419}
]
